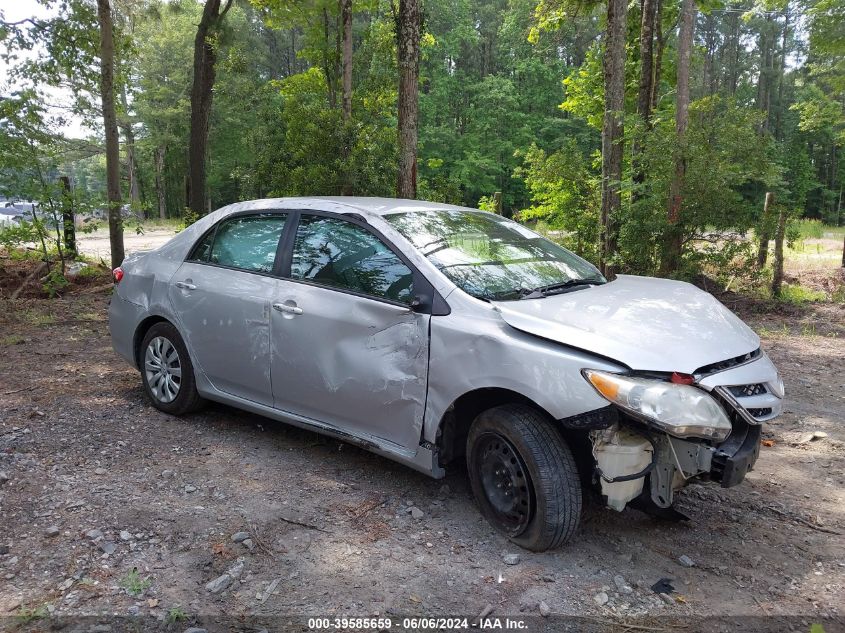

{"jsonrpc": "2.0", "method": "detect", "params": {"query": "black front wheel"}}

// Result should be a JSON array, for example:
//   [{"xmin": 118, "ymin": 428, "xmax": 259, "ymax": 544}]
[{"xmin": 467, "ymin": 404, "xmax": 582, "ymax": 551}]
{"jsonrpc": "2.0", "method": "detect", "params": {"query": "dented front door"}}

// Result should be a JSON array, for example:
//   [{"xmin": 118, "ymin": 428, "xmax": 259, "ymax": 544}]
[{"xmin": 269, "ymin": 279, "xmax": 430, "ymax": 451}]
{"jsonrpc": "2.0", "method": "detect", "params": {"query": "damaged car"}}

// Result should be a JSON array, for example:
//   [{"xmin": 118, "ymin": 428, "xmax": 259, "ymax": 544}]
[{"xmin": 109, "ymin": 197, "xmax": 784, "ymax": 551}]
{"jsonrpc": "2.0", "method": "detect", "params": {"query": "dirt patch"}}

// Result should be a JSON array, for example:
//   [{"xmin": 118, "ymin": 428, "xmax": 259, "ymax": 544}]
[
  {"xmin": 0, "ymin": 257, "xmax": 113, "ymax": 301},
  {"xmin": 0, "ymin": 265, "xmax": 843, "ymax": 632}
]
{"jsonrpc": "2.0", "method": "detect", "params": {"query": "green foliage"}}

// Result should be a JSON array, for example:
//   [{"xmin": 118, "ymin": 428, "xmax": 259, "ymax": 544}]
[
  {"xmin": 14, "ymin": 604, "xmax": 48, "ymax": 624},
  {"xmin": 778, "ymin": 284, "xmax": 828, "ymax": 305},
  {"xmin": 0, "ymin": 220, "xmax": 41, "ymax": 251},
  {"xmin": 514, "ymin": 141, "xmax": 600, "ymax": 260},
  {"xmin": 42, "ymin": 270, "xmax": 69, "ymax": 298},
  {"xmin": 560, "ymin": 45, "xmax": 605, "ymax": 130},
  {"xmin": 1, "ymin": 0, "xmax": 842, "ymax": 291},
  {"xmin": 182, "ymin": 208, "xmax": 200, "ymax": 230},
  {"xmin": 120, "ymin": 568, "xmax": 152, "ymax": 597},
  {"xmin": 166, "ymin": 606, "xmax": 189, "ymax": 623},
  {"xmin": 789, "ymin": 218, "xmax": 826, "ymax": 240},
  {"xmin": 620, "ymin": 96, "xmax": 777, "ymax": 275}
]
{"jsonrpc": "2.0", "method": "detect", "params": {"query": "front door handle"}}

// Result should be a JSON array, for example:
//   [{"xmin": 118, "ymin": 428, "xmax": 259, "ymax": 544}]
[
  {"xmin": 273, "ymin": 302, "xmax": 303, "ymax": 315},
  {"xmin": 174, "ymin": 281, "xmax": 197, "ymax": 290}
]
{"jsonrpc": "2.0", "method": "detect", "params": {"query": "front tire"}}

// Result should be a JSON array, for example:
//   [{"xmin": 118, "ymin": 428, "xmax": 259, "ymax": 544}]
[
  {"xmin": 140, "ymin": 322, "xmax": 204, "ymax": 415},
  {"xmin": 467, "ymin": 404, "xmax": 582, "ymax": 551}
]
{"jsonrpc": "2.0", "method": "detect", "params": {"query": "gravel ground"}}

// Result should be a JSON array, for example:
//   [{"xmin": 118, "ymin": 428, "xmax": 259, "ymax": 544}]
[
  {"xmin": 0, "ymin": 275, "xmax": 843, "ymax": 633},
  {"xmin": 76, "ymin": 227, "xmax": 176, "ymax": 261}
]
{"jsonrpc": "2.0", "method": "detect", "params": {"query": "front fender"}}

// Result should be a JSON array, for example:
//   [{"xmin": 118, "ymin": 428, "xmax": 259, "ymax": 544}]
[{"xmin": 423, "ymin": 298, "xmax": 624, "ymax": 445}]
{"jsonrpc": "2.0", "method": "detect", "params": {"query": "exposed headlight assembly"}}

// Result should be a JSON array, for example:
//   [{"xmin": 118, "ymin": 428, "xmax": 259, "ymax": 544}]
[{"xmin": 582, "ymin": 369, "xmax": 732, "ymax": 441}]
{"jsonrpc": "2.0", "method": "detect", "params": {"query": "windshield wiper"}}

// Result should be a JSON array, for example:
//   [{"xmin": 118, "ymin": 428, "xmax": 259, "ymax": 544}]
[{"xmin": 520, "ymin": 278, "xmax": 605, "ymax": 299}]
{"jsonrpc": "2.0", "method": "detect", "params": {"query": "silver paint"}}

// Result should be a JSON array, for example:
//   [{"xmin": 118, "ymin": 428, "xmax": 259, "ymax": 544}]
[
  {"xmin": 493, "ymin": 274, "xmax": 760, "ymax": 374},
  {"xmin": 109, "ymin": 197, "xmax": 783, "ymax": 481}
]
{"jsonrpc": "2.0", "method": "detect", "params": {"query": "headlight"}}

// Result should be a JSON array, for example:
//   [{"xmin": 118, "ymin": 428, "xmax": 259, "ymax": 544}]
[{"xmin": 582, "ymin": 369, "xmax": 732, "ymax": 441}]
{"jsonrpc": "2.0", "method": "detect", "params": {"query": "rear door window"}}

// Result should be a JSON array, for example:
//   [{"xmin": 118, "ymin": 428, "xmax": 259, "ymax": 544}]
[{"xmin": 189, "ymin": 214, "xmax": 287, "ymax": 274}]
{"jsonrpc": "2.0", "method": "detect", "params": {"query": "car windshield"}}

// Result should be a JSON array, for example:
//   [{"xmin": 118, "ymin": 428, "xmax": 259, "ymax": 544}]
[{"xmin": 385, "ymin": 210, "xmax": 605, "ymax": 301}]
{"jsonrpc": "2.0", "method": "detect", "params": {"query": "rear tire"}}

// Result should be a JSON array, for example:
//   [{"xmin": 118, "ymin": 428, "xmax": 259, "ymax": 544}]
[
  {"xmin": 466, "ymin": 404, "xmax": 581, "ymax": 551},
  {"xmin": 140, "ymin": 322, "xmax": 204, "ymax": 415}
]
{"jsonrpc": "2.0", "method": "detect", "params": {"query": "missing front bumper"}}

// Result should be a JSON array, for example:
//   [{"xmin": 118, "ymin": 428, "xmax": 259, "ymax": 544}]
[{"xmin": 710, "ymin": 416, "xmax": 762, "ymax": 488}]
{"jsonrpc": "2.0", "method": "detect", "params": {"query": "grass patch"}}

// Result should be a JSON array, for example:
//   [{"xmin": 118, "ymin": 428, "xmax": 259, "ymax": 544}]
[
  {"xmin": 1, "ymin": 334, "xmax": 26, "ymax": 345},
  {"xmin": 166, "ymin": 606, "xmax": 189, "ymax": 624},
  {"xmin": 778, "ymin": 284, "xmax": 827, "ymax": 305},
  {"xmin": 756, "ymin": 324, "xmax": 791, "ymax": 338},
  {"xmin": 17, "ymin": 309, "xmax": 56, "ymax": 326},
  {"xmin": 74, "ymin": 264, "xmax": 109, "ymax": 279},
  {"xmin": 119, "ymin": 568, "xmax": 153, "ymax": 597},
  {"xmin": 15, "ymin": 604, "xmax": 48, "ymax": 624},
  {"xmin": 789, "ymin": 218, "xmax": 826, "ymax": 240}
]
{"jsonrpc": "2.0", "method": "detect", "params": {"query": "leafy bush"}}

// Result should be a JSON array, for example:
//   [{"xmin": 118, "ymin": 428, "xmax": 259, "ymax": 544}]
[
  {"xmin": 789, "ymin": 218, "xmax": 825, "ymax": 240},
  {"xmin": 42, "ymin": 271, "xmax": 69, "ymax": 298},
  {"xmin": 514, "ymin": 141, "xmax": 601, "ymax": 261}
]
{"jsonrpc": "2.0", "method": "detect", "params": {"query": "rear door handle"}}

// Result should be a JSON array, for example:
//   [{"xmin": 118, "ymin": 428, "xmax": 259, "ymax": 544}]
[
  {"xmin": 174, "ymin": 281, "xmax": 196, "ymax": 290},
  {"xmin": 273, "ymin": 302, "xmax": 303, "ymax": 315}
]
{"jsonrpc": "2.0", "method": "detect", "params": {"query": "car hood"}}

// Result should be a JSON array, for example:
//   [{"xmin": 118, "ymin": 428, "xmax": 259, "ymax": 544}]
[{"xmin": 492, "ymin": 275, "xmax": 759, "ymax": 374}]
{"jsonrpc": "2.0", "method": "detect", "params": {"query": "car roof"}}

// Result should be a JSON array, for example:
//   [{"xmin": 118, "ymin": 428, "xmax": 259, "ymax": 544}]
[{"xmin": 218, "ymin": 196, "xmax": 479, "ymax": 218}]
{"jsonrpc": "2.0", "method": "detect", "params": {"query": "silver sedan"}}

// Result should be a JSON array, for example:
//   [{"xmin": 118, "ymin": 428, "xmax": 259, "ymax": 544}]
[{"xmin": 109, "ymin": 197, "xmax": 783, "ymax": 550}]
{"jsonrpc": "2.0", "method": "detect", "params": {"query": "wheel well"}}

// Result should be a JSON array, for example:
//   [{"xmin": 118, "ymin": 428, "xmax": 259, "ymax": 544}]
[
  {"xmin": 436, "ymin": 388, "xmax": 554, "ymax": 465},
  {"xmin": 133, "ymin": 316, "xmax": 170, "ymax": 367}
]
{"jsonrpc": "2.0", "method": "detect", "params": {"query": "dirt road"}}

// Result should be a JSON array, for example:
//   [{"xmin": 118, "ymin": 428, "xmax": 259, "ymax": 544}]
[
  {"xmin": 77, "ymin": 227, "xmax": 176, "ymax": 261},
  {"xmin": 0, "ymin": 278, "xmax": 843, "ymax": 632}
]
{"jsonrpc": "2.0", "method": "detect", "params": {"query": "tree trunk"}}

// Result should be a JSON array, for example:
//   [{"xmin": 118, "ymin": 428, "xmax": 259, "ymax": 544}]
[
  {"xmin": 322, "ymin": 8, "xmax": 337, "ymax": 109},
  {"xmin": 396, "ymin": 0, "xmax": 421, "ymax": 199},
  {"xmin": 188, "ymin": 0, "xmax": 232, "ymax": 217},
  {"xmin": 660, "ymin": 0, "xmax": 695, "ymax": 275},
  {"xmin": 774, "ymin": 6, "xmax": 789, "ymax": 141},
  {"xmin": 757, "ymin": 191, "xmax": 774, "ymax": 267},
  {"xmin": 636, "ymin": 0, "xmax": 656, "ymax": 126},
  {"xmin": 599, "ymin": 0, "xmax": 627, "ymax": 277},
  {"xmin": 632, "ymin": 0, "xmax": 656, "ymax": 205},
  {"xmin": 126, "ymin": 136, "xmax": 141, "ymax": 218},
  {"xmin": 119, "ymin": 83, "xmax": 142, "ymax": 221},
  {"xmin": 756, "ymin": 14, "xmax": 774, "ymax": 133},
  {"xmin": 341, "ymin": 0, "xmax": 352, "ymax": 120},
  {"xmin": 97, "ymin": 0, "xmax": 124, "ymax": 269},
  {"xmin": 651, "ymin": 0, "xmax": 665, "ymax": 111},
  {"xmin": 771, "ymin": 204, "xmax": 787, "ymax": 297},
  {"xmin": 59, "ymin": 175, "xmax": 76, "ymax": 258},
  {"xmin": 340, "ymin": 0, "xmax": 354, "ymax": 195},
  {"xmin": 155, "ymin": 145, "xmax": 167, "ymax": 220},
  {"xmin": 726, "ymin": 11, "xmax": 740, "ymax": 95}
]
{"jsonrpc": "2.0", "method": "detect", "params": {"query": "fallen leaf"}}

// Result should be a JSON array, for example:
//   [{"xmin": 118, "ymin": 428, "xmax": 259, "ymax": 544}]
[
  {"xmin": 762, "ymin": 440, "xmax": 775, "ymax": 447},
  {"xmin": 146, "ymin": 598, "xmax": 158, "ymax": 608},
  {"xmin": 409, "ymin": 595, "xmax": 422, "ymax": 603},
  {"xmin": 211, "ymin": 542, "xmax": 234, "ymax": 558},
  {"xmin": 676, "ymin": 595, "xmax": 687, "ymax": 604}
]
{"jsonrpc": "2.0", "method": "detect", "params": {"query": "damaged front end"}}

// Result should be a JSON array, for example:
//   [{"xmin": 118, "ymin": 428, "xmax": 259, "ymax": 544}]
[{"xmin": 579, "ymin": 353, "xmax": 783, "ymax": 514}]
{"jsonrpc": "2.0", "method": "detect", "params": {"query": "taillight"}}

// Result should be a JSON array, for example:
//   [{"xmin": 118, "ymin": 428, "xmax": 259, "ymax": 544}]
[{"xmin": 112, "ymin": 267, "xmax": 124, "ymax": 283}]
